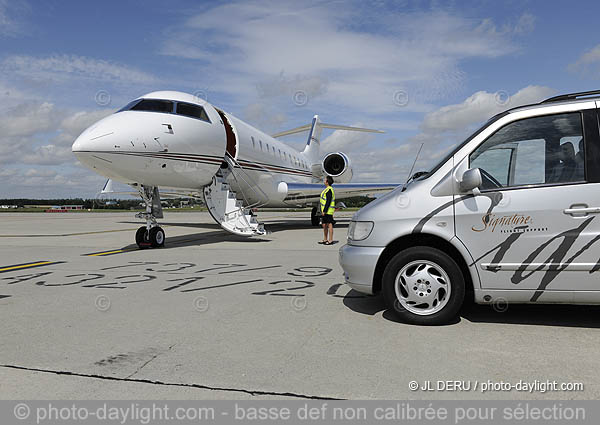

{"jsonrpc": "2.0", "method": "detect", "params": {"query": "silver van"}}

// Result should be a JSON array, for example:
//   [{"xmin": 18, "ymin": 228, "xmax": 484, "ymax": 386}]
[{"xmin": 339, "ymin": 90, "xmax": 600, "ymax": 325}]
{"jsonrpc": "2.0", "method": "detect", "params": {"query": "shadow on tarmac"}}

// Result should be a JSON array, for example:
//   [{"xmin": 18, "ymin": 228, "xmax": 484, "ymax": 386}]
[
  {"xmin": 119, "ymin": 218, "xmax": 351, "ymax": 234},
  {"xmin": 119, "ymin": 231, "xmax": 270, "ymax": 251},
  {"xmin": 342, "ymin": 292, "xmax": 600, "ymax": 328},
  {"xmin": 116, "ymin": 218, "xmax": 350, "ymax": 250}
]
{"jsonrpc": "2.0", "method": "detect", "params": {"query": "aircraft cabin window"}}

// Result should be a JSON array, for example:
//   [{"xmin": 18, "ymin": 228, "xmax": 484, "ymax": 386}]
[
  {"xmin": 130, "ymin": 99, "xmax": 174, "ymax": 113},
  {"xmin": 251, "ymin": 137, "xmax": 256, "ymax": 148},
  {"xmin": 259, "ymin": 140, "xmax": 263, "ymax": 150},
  {"xmin": 176, "ymin": 102, "xmax": 210, "ymax": 122}
]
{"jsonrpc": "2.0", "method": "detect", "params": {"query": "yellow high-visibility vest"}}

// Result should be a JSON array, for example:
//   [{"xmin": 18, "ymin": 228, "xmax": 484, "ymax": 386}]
[{"xmin": 320, "ymin": 186, "xmax": 335, "ymax": 215}]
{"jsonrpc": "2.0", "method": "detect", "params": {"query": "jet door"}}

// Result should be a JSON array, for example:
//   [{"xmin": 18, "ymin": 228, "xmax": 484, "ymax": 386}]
[
  {"xmin": 454, "ymin": 109, "xmax": 600, "ymax": 300},
  {"xmin": 216, "ymin": 109, "xmax": 237, "ymax": 159}
]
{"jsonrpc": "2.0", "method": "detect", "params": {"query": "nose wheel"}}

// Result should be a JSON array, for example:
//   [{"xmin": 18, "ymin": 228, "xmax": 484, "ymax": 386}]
[
  {"xmin": 135, "ymin": 226, "xmax": 165, "ymax": 249},
  {"xmin": 135, "ymin": 185, "xmax": 166, "ymax": 249}
]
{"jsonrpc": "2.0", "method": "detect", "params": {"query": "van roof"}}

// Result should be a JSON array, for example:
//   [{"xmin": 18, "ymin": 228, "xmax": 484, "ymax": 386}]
[{"xmin": 490, "ymin": 89, "xmax": 600, "ymax": 122}]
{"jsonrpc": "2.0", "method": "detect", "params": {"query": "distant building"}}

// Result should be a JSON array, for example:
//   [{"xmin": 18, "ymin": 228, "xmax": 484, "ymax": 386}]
[{"xmin": 0, "ymin": 205, "xmax": 17, "ymax": 209}]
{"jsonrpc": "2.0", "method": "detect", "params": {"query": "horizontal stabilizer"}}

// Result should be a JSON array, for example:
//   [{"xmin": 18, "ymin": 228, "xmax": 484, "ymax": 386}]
[
  {"xmin": 272, "ymin": 124, "xmax": 312, "ymax": 138},
  {"xmin": 319, "ymin": 123, "xmax": 384, "ymax": 133},
  {"xmin": 272, "ymin": 123, "xmax": 384, "ymax": 138}
]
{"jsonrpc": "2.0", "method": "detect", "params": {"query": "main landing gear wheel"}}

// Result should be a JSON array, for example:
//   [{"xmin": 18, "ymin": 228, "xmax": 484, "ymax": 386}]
[
  {"xmin": 149, "ymin": 226, "xmax": 165, "ymax": 248},
  {"xmin": 311, "ymin": 207, "xmax": 321, "ymax": 226},
  {"xmin": 382, "ymin": 247, "xmax": 465, "ymax": 325},
  {"xmin": 135, "ymin": 226, "xmax": 165, "ymax": 249}
]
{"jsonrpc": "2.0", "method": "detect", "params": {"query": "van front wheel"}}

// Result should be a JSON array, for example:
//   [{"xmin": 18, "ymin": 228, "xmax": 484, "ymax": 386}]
[{"xmin": 382, "ymin": 247, "xmax": 465, "ymax": 325}]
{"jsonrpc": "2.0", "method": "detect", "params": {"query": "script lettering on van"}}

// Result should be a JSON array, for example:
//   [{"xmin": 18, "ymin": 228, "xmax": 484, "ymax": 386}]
[{"xmin": 472, "ymin": 213, "xmax": 532, "ymax": 233}]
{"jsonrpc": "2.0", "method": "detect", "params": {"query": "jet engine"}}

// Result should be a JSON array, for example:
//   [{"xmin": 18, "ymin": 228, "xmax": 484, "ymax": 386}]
[{"xmin": 322, "ymin": 152, "xmax": 353, "ymax": 183}]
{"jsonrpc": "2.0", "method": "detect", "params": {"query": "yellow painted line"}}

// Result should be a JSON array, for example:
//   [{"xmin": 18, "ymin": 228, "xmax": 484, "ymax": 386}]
[
  {"xmin": 83, "ymin": 249, "xmax": 138, "ymax": 257},
  {"xmin": 87, "ymin": 250, "xmax": 124, "ymax": 256},
  {"xmin": 0, "ymin": 261, "xmax": 51, "ymax": 272},
  {"xmin": 0, "ymin": 261, "xmax": 64, "ymax": 273}
]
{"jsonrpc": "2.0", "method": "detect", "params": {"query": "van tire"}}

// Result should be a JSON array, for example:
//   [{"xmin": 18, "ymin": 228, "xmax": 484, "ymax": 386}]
[{"xmin": 382, "ymin": 247, "xmax": 465, "ymax": 325}]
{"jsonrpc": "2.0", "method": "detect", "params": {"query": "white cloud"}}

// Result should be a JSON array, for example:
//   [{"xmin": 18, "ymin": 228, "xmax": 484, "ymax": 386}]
[
  {"xmin": 1, "ymin": 54, "xmax": 158, "ymax": 85},
  {"xmin": 22, "ymin": 144, "xmax": 73, "ymax": 165},
  {"xmin": 0, "ymin": 99, "xmax": 112, "ymax": 166},
  {"xmin": 0, "ymin": 167, "xmax": 104, "ymax": 195},
  {"xmin": 160, "ymin": 2, "xmax": 531, "ymax": 115},
  {"xmin": 513, "ymin": 13, "xmax": 536, "ymax": 34},
  {"xmin": 256, "ymin": 72, "xmax": 329, "ymax": 102},
  {"xmin": 319, "ymin": 86, "xmax": 556, "ymax": 182},
  {"xmin": 243, "ymin": 102, "xmax": 287, "ymax": 134},
  {"xmin": 322, "ymin": 129, "xmax": 378, "ymax": 153},
  {"xmin": 0, "ymin": 102, "xmax": 58, "ymax": 138},
  {"xmin": 421, "ymin": 85, "xmax": 555, "ymax": 133},
  {"xmin": 569, "ymin": 44, "xmax": 600, "ymax": 76},
  {"xmin": 24, "ymin": 168, "xmax": 57, "ymax": 178}
]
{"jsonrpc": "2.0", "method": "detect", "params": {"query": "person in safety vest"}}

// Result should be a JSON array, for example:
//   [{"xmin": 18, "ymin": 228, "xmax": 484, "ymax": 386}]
[{"xmin": 319, "ymin": 176, "xmax": 335, "ymax": 245}]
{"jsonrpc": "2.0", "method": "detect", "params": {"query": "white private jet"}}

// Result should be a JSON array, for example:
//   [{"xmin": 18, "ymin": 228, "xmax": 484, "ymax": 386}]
[{"xmin": 72, "ymin": 91, "xmax": 397, "ymax": 248}]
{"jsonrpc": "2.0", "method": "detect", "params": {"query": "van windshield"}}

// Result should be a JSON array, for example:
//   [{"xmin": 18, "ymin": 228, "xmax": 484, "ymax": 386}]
[{"xmin": 416, "ymin": 111, "xmax": 509, "ymax": 181}]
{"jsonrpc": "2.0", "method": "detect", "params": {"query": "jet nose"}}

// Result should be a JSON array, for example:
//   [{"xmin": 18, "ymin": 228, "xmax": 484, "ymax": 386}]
[
  {"xmin": 71, "ymin": 134, "xmax": 86, "ymax": 153},
  {"xmin": 72, "ymin": 112, "xmax": 120, "ymax": 153}
]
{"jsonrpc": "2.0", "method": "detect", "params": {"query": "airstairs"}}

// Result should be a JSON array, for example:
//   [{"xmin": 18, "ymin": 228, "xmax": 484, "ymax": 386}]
[{"xmin": 203, "ymin": 156, "xmax": 267, "ymax": 237}]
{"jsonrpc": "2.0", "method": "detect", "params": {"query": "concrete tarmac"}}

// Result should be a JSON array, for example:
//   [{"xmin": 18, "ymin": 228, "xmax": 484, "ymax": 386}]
[{"xmin": 0, "ymin": 211, "xmax": 599, "ymax": 400}]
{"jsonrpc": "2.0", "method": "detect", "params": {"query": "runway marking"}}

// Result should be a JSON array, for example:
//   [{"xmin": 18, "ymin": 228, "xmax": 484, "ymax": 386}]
[
  {"xmin": 0, "ymin": 295, "xmax": 10, "ymax": 299},
  {"xmin": 0, "ymin": 261, "xmax": 65, "ymax": 273},
  {"xmin": 83, "ymin": 249, "xmax": 138, "ymax": 257},
  {"xmin": 181, "ymin": 278, "xmax": 263, "ymax": 292},
  {"xmin": 218, "ymin": 265, "xmax": 281, "ymax": 274}
]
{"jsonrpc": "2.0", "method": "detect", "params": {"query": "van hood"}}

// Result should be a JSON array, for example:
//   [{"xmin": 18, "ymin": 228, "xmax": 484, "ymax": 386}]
[{"xmin": 353, "ymin": 183, "xmax": 413, "ymax": 221}]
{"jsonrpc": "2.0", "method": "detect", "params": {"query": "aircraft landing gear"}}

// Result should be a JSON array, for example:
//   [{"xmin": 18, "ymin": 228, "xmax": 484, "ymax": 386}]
[
  {"xmin": 135, "ymin": 225, "xmax": 165, "ymax": 248},
  {"xmin": 311, "ymin": 206, "xmax": 321, "ymax": 227},
  {"xmin": 135, "ymin": 185, "xmax": 165, "ymax": 249}
]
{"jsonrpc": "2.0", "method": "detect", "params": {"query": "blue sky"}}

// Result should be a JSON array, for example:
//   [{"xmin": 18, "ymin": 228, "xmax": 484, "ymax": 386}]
[{"xmin": 1, "ymin": 0, "xmax": 600, "ymax": 198}]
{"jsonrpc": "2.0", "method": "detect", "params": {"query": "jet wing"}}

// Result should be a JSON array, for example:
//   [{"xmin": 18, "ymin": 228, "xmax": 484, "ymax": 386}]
[
  {"xmin": 98, "ymin": 179, "xmax": 203, "ymax": 199},
  {"xmin": 282, "ymin": 182, "xmax": 399, "ymax": 203}
]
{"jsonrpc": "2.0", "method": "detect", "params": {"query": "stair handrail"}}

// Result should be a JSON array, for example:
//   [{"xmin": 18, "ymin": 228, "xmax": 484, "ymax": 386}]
[{"xmin": 223, "ymin": 154, "xmax": 270, "ymax": 209}]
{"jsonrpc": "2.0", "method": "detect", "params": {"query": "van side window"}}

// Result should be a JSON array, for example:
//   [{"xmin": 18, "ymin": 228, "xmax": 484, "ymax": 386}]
[{"xmin": 469, "ymin": 113, "xmax": 585, "ymax": 190}]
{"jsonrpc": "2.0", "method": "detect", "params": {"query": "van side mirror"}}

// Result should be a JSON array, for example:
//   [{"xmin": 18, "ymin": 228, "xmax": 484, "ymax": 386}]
[{"xmin": 459, "ymin": 168, "xmax": 482, "ymax": 192}]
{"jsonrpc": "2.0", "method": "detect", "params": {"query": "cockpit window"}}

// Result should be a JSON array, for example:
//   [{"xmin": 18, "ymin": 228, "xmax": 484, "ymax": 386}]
[
  {"xmin": 176, "ymin": 102, "xmax": 210, "ymax": 122},
  {"xmin": 117, "ymin": 99, "xmax": 141, "ymax": 112},
  {"xmin": 130, "ymin": 99, "xmax": 174, "ymax": 113}
]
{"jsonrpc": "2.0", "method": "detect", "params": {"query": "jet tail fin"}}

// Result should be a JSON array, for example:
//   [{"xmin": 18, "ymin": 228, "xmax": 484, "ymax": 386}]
[
  {"xmin": 272, "ymin": 116, "xmax": 383, "ymax": 165},
  {"xmin": 302, "ymin": 115, "xmax": 323, "ymax": 164}
]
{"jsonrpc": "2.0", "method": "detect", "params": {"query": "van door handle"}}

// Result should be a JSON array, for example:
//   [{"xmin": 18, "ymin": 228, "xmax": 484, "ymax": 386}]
[{"xmin": 563, "ymin": 204, "xmax": 600, "ymax": 216}]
